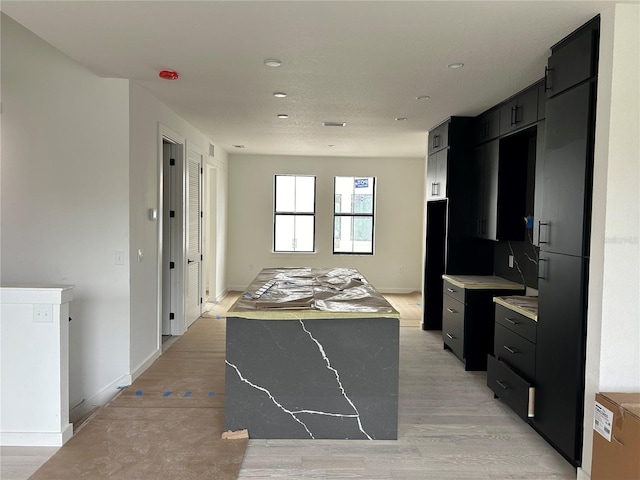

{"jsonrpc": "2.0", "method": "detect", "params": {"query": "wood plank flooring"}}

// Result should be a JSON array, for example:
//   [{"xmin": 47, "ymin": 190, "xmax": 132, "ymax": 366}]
[{"xmin": 1, "ymin": 291, "xmax": 576, "ymax": 480}]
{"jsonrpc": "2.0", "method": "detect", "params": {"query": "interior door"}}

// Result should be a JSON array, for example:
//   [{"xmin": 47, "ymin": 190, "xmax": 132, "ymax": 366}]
[{"xmin": 185, "ymin": 149, "xmax": 203, "ymax": 327}]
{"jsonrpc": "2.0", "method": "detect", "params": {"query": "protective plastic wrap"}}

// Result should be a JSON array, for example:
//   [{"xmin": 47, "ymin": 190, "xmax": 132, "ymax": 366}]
[{"xmin": 227, "ymin": 267, "xmax": 399, "ymax": 319}]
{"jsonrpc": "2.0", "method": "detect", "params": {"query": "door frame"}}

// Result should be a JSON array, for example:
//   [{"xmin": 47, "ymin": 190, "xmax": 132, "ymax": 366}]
[
  {"xmin": 157, "ymin": 124, "xmax": 187, "ymax": 346},
  {"xmin": 185, "ymin": 144, "xmax": 205, "ymax": 327}
]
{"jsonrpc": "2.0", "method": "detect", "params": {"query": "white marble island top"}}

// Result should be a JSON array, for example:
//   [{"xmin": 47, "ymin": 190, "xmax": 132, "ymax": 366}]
[{"xmin": 442, "ymin": 274, "xmax": 524, "ymax": 291}]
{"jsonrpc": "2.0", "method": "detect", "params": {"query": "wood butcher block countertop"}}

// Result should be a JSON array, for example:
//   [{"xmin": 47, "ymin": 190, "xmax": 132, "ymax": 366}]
[
  {"xmin": 494, "ymin": 295, "xmax": 539, "ymax": 321},
  {"xmin": 442, "ymin": 274, "xmax": 524, "ymax": 291}
]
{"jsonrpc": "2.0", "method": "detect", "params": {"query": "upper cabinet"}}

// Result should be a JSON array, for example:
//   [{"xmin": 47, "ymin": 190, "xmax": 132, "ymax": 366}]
[
  {"xmin": 426, "ymin": 149, "xmax": 447, "ymax": 200},
  {"xmin": 499, "ymin": 85, "xmax": 539, "ymax": 136},
  {"xmin": 427, "ymin": 120, "xmax": 450, "ymax": 156},
  {"xmin": 545, "ymin": 23, "xmax": 599, "ymax": 98},
  {"xmin": 474, "ymin": 109, "xmax": 500, "ymax": 145}
]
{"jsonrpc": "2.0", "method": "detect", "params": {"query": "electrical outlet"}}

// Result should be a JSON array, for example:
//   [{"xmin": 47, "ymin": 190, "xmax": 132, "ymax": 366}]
[
  {"xmin": 33, "ymin": 304, "xmax": 53, "ymax": 323},
  {"xmin": 115, "ymin": 249, "xmax": 125, "ymax": 265},
  {"xmin": 508, "ymin": 254, "xmax": 514, "ymax": 268}
]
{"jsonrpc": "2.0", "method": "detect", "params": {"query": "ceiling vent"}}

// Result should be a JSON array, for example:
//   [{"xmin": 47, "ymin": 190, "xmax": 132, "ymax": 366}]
[{"xmin": 322, "ymin": 122, "xmax": 346, "ymax": 127}]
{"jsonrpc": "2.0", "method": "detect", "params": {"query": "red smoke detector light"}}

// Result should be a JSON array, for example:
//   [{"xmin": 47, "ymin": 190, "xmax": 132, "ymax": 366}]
[{"xmin": 159, "ymin": 70, "xmax": 179, "ymax": 80}]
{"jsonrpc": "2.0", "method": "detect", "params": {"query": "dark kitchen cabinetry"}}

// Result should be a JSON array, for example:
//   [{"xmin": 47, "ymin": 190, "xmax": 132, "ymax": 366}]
[
  {"xmin": 426, "ymin": 149, "xmax": 447, "ymax": 200},
  {"xmin": 473, "ymin": 140, "xmax": 499, "ymax": 239},
  {"xmin": 545, "ymin": 22, "xmax": 599, "ymax": 98},
  {"xmin": 537, "ymin": 81, "xmax": 595, "ymax": 257},
  {"xmin": 532, "ymin": 16, "xmax": 599, "ymax": 466},
  {"xmin": 423, "ymin": 117, "xmax": 492, "ymax": 330},
  {"xmin": 474, "ymin": 108, "xmax": 500, "ymax": 145},
  {"xmin": 499, "ymin": 85, "xmax": 539, "ymax": 136},
  {"xmin": 441, "ymin": 276, "xmax": 524, "ymax": 371}
]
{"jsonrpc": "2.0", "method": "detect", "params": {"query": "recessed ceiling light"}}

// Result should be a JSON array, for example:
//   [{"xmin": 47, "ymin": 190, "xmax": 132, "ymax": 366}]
[
  {"xmin": 416, "ymin": 95, "xmax": 430, "ymax": 100},
  {"xmin": 233, "ymin": 145, "xmax": 245, "ymax": 149},
  {"xmin": 264, "ymin": 59, "xmax": 282, "ymax": 67},
  {"xmin": 328, "ymin": 144, "xmax": 336, "ymax": 148},
  {"xmin": 323, "ymin": 122, "xmax": 346, "ymax": 127},
  {"xmin": 395, "ymin": 117, "xmax": 408, "ymax": 121},
  {"xmin": 448, "ymin": 63, "xmax": 464, "ymax": 69},
  {"xmin": 277, "ymin": 114, "xmax": 289, "ymax": 119},
  {"xmin": 273, "ymin": 92, "xmax": 287, "ymax": 98}
]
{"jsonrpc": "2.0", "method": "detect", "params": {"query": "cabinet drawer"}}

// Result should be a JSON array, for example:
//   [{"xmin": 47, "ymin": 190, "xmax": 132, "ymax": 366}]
[
  {"xmin": 499, "ymin": 86, "xmax": 538, "ymax": 136},
  {"xmin": 443, "ymin": 280, "xmax": 465, "ymax": 304},
  {"xmin": 494, "ymin": 323, "xmax": 536, "ymax": 380},
  {"xmin": 443, "ymin": 316, "xmax": 464, "ymax": 363},
  {"xmin": 443, "ymin": 294, "xmax": 464, "ymax": 324},
  {"xmin": 487, "ymin": 355, "xmax": 535, "ymax": 422},
  {"xmin": 495, "ymin": 304, "xmax": 537, "ymax": 343}
]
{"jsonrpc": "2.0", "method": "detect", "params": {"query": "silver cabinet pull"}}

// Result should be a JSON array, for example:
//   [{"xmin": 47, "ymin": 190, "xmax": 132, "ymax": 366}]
[
  {"xmin": 503, "ymin": 345, "xmax": 518, "ymax": 354},
  {"xmin": 446, "ymin": 308, "xmax": 456, "ymax": 314},
  {"xmin": 505, "ymin": 318, "xmax": 519, "ymax": 325},
  {"xmin": 446, "ymin": 333, "xmax": 455, "ymax": 340},
  {"xmin": 447, "ymin": 288, "xmax": 455, "ymax": 293},
  {"xmin": 496, "ymin": 380, "xmax": 510, "ymax": 390}
]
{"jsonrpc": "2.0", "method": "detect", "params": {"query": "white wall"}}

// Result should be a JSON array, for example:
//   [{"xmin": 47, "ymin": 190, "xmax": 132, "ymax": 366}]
[
  {"xmin": 581, "ymin": 4, "xmax": 640, "ymax": 477},
  {"xmin": 1, "ymin": 14, "xmax": 131, "ymax": 409},
  {"xmin": 128, "ymin": 82, "xmax": 228, "ymax": 373},
  {"xmin": 227, "ymin": 154, "xmax": 424, "ymax": 292}
]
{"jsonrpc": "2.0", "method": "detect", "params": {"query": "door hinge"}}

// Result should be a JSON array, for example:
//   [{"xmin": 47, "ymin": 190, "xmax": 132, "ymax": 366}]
[
  {"xmin": 201, "ymin": 167, "xmax": 203, "ymax": 174},
  {"xmin": 200, "ymin": 211, "xmax": 203, "ymax": 218},
  {"xmin": 200, "ymin": 254, "xmax": 203, "ymax": 261},
  {"xmin": 200, "ymin": 297, "xmax": 203, "ymax": 304},
  {"xmin": 170, "ymin": 158, "xmax": 176, "ymax": 166},
  {"xmin": 170, "ymin": 210, "xmax": 175, "ymax": 217},
  {"xmin": 170, "ymin": 313, "xmax": 175, "ymax": 320},
  {"xmin": 170, "ymin": 262, "xmax": 175, "ymax": 269}
]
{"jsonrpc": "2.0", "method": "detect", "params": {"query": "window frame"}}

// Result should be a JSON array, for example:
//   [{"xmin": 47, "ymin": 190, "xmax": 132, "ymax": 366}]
[
  {"xmin": 273, "ymin": 174, "xmax": 317, "ymax": 253},
  {"xmin": 332, "ymin": 176, "xmax": 376, "ymax": 255}
]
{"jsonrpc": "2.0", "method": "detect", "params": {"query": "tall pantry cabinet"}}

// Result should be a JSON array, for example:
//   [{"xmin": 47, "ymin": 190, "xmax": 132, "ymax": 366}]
[{"xmin": 533, "ymin": 16, "xmax": 600, "ymax": 465}]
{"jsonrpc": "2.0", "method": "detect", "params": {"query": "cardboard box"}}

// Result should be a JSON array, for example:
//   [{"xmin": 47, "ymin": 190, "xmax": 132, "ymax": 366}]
[{"xmin": 591, "ymin": 392, "xmax": 640, "ymax": 480}]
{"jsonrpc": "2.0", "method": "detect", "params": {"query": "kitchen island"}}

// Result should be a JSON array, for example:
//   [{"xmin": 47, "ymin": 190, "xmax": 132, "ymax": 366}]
[{"xmin": 224, "ymin": 267, "xmax": 399, "ymax": 440}]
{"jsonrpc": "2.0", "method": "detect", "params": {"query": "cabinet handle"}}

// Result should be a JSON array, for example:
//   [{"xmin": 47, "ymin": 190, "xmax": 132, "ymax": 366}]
[
  {"xmin": 505, "ymin": 318, "xmax": 519, "ymax": 325},
  {"xmin": 431, "ymin": 182, "xmax": 438, "ymax": 196},
  {"xmin": 483, "ymin": 121, "xmax": 489, "ymax": 139},
  {"xmin": 482, "ymin": 219, "xmax": 487, "ymax": 235},
  {"xmin": 446, "ymin": 288, "xmax": 456, "ymax": 293},
  {"xmin": 537, "ymin": 221, "xmax": 549, "ymax": 244},
  {"xmin": 433, "ymin": 134, "xmax": 440, "ymax": 149},
  {"xmin": 510, "ymin": 106, "xmax": 516, "ymax": 125},
  {"xmin": 544, "ymin": 66, "xmax": 552, "ymax": 92},
  {"xmin": 496, "ymin": 380, "xmax": 510, "ymax": 390},
  {"xmin": 503, "ymin": 345, "xmax": 518, "ymax": 354},
  {"xmin": 538, "ymin": 257, "xmax": 548, "ymax": 280},
  {"xmin": 446, "ymin": 332, "xmax": 456, "ymax": 340},
  {"xmin": 446, "ymin": 308, "xmax": 457, "ymax": 314}
]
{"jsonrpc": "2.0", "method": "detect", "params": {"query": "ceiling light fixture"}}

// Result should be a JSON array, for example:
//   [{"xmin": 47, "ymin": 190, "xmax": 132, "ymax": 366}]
[
  {"xmin": 416, "ymin": 95, "xmax": 430, "ymax": 100},
  {"xmin": 264, "ymin": 59, "xmax": 282, "ymax": 67},
  {"xmin": 323, "ymin": 122, "xmax": 346, "ymax": 127},
  {"xmin": 273, "ymin": 92, "xmax": 287, "ymax": 98},
  {"xmin": 277, "ymin": 114, "xmax": 289, "ymax": 119},
  {"xmin": 328, "ymin": 145, "xmax": 336, "ymax": 147},
  {"xmin": 395, "ymin": 117, "xmax": 408, "ymax": 121},
  {"xmin": 158, "ymin": 70, "xmax": 179, "ymax": 80},
  {"xmin": 448, "ymin": 63, "xmax": 464, "ymax": 69},
  {"xmin": 233, "ymin": 145, "xmax": 245, "ymax": 149}
]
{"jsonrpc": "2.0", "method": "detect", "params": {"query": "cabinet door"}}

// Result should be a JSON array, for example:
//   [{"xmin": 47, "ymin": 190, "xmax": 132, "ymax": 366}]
[
  {"xmin": 546, "ymin": 23, "xmax": 598, "ymax": 98},
  {"xmin": 538, "ymin": 82, "xmax": 594, "ymax": 256},
  {"xmin": 428, "ymin": 122, "xmax": 449, "ymax": 155},
  {"xmin": 537, "ymin": 82, "xmax": 547, "ymax": 120},
  {"xmin": 499, "ymin": 87, "xmax": 538, "ymax": 136},
  {"xmin": 533, "ymin": 121, "xmax": 545, "ymax": 246},
  {"xmin": 427, "ymin": 150, "xmax": 447, "ymax": 200},
  {"xmin": 474, "ymin": 109, "xmax": 500, "ymax": 144},
  {"xmin": 535, "ymin": 251, "xmax": 587, "ymax": 464}
]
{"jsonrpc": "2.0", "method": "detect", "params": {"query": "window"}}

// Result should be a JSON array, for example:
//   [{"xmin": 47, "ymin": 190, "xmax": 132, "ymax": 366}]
[
  {"xmin": 333, "ymin": 176, "xmax": 375, "ymax": 254},
  {"xmin": 274, "ymin": 175, "xmax": 316, "ymax": 252}
]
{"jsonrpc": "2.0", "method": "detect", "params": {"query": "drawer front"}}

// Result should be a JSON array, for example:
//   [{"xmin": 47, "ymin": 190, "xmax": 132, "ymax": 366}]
[
  {"xmin": 494, "ymin": 323, "xmax": 536, "ymax": 380},
  {"xmin": 443, "ymin": 316, "xmax": 464, "ymax": 362},
  {"xmin": 442, "ymin": 294, "xmax": 464, "ymax": 326},
  {"xmin": 495, "ymin": 304, "xmax": 537, "ymax": 343},
  {"xmin": 487, "ymin": 355, "xmax": 535, "ymax": 422},
  {"xmin": 443, "ymin": 280, "xmax": 465, "ymax": 304}
]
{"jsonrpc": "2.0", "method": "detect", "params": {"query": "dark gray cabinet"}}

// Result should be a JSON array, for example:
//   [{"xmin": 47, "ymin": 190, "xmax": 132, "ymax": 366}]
[
  {"xmin": 474, "ymin": 109, "xmax": 500, "ymax": 144},
  {"xmin": 499, "ymin": 85, "xmax": 538, "ymax": 136},
  {"xmin": 473, "ymin": 140, "xmax": 499, "ymax": 239},
  {"xmin": 426, "ymin": 149, "xmax": 447, "ymax": 200},
  {"xmin": 427, "ymin": 120, "xmax": 450, "ymax": 156}
]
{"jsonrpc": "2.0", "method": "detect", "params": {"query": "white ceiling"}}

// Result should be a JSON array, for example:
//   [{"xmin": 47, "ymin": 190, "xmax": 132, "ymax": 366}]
[{"xmin": 1, "ymin": 1, "xmax": 613, "ymax": 158}]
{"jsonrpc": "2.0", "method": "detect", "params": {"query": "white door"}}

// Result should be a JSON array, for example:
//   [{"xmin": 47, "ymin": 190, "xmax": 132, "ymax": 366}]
[{"xmin": 185, "ymin": 149, "xmax": 203, "ymax": 327}]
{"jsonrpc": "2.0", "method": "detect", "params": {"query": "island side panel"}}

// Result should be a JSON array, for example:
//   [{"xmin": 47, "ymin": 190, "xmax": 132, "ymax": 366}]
[{"xmin": 224, "ymin": 316, "xmax": 399, "ymax": 440}]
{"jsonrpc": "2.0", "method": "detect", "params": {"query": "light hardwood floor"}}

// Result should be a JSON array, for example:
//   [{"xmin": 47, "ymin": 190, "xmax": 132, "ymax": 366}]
[{"xmin": 1, "ymin": 291, "xmax": 576, "ymax": 480}]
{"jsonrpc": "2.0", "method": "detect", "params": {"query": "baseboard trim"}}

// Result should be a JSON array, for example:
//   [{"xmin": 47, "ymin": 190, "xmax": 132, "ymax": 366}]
[
  {"xmin": 1, "ymin": 423, "xmax": 73, "ymax": 446},
  {"xmin": 69, "ymin": 373, "xmax": 132, "ymax": 425}
]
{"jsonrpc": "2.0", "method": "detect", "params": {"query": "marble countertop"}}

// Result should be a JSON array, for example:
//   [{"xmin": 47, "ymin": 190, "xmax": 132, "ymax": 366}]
[
  {"xmin": 494, "ymin": 295, "xmax": 538, "ymax": 321},
  {"xmin": 227, "ymin": 267, "xmax": 399, "ymax": 320},
  {"xmin": 442, "ymin": 275, "xmax": 524, "ymax": 291}
]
